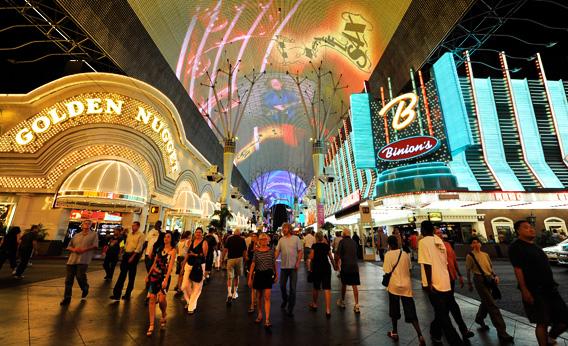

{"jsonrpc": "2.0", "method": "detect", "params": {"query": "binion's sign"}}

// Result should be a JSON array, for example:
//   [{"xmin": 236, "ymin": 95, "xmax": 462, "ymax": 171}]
[
  {"xmin": 378, "ymin": 136, "xmax": 440, "ymax": 161},
  {"xmin": 350, "ymin": 88, "xmax": 451, "ymax": 170}
]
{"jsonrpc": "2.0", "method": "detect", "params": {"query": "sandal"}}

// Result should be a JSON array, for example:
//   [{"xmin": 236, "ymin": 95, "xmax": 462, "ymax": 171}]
[
  {"xmin": 255, "ymin": 315, "xmax": 263, "ymax": 323},
  {"xmin": 146, "ymin": 324, "xmax": 154, "ymax": 336},
  {"xmin": 248, "ymin": 306, "xmax": 255, "ymax": 313},
  {"xmin": 264, "ymin": 321, "xmax": 272, "ymax": 329},
  {"xmin": 160, "ymin": 317, "xmax": 166, "ymax": 329},
  {"xmin": 387, "ymin": 331, "xmax": 399, "ymax": 341},
  {"xmin": 308, "ymin": 303, "xmax": 318, "ymax": 311}
]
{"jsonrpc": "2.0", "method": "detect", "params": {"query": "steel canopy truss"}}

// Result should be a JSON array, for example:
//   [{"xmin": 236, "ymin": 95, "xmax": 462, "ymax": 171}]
[
  {"xmin": 427, "ymin": 0, "xmax": 528, "ymax": 68},
  {"xmin": 1, "ymin": 0, "xmax": 121, "ymax": 72}
]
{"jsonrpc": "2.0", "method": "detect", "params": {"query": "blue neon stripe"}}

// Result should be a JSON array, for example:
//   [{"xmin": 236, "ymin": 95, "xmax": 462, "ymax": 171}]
[
  {"xmin": 510, "ymin": 79, "xmax": 563, "ymax": 188},
  {"xmin": 350, "ymin": 93, "xmax": 376, "ymax": 168},
  {"xmin": 447, "ymin": 150, "xmax": 481, "ymax": 191},
  {"xmin": 433, "ymin": 52, "xmax": 474, "ymax": 153},
  {"xmin": 548, "ymin": 81, "xmax": 568, "ymax": 159},
  {"xmin": 474, "ymin": 78, "xmax": 524, "ymax": 191}
]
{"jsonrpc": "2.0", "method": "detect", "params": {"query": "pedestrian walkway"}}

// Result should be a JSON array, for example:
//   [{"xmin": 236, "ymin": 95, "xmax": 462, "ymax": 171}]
[{"xmin": 0, "ymin": 261, "xmax": 566, "ymax": 345}]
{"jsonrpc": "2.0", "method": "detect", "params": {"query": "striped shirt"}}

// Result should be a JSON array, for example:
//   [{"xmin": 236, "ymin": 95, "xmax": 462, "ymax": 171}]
[{"xmin": 253, "ymin": 249, "xmax": 275, "ymax": 272}]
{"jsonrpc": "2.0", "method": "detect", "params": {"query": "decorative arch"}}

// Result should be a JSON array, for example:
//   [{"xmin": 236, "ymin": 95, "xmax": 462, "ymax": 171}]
[
  {"xmin": 175, "ymin": 170, "xmax": 200, "ymax": 194},
  {"xmin": 544, "ymin": 217, "xmax": 567, "ymax": 233},
  {"xmin": 199, "ymin": 184, "xmax": 217, "ymax": 202},
  {"xmin": 491, "ymin": 217, "xmax": 514, "ymax": 243}
]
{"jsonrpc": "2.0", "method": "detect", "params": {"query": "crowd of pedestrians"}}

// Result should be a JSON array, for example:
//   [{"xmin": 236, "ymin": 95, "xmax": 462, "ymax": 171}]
[{"xmin": 1, "ymin": 217, "xmax": 567, "ymax": 345}]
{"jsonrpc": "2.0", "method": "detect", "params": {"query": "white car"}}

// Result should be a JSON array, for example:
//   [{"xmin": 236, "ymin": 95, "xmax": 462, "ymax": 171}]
[{"xmin": 543, "ymin": 239, "xmax": 568, "ymax": 263}]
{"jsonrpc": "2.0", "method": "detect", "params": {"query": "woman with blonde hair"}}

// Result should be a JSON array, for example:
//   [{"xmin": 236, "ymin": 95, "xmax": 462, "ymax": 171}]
[
  {"xmin": 181, "ymin": 227, "xmax": 208, "ymax": 315},
  {"xmin": 248, "ymin": 232, "xmax": 277, "ymax": 329}
]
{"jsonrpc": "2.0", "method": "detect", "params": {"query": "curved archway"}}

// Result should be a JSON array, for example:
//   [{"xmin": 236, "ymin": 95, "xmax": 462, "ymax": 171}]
[
  {"xmin": 491, "ymin": 217, "xmax": 514, "ymax": 243},
  {"xmin": 544, "ymin": 217, "xmax": 567, "ymax": 234},
  {"xmin": 176, "ymin": 170, "xmax": 200, "ymax": 195}
]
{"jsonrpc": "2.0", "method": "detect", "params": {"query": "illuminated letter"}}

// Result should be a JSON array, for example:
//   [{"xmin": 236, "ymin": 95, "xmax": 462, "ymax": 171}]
[
  {"xmin": 161, "ymin": 128, "xmax": 171, "ymax": 143},
  {"xmin": 166, "ymin": 141, "xmax": 175, "ymax": 153},
  {"xmin": 378, "ymin": 93, "xmax": 418, "ymax": 131},
  {"xmin": 106, "ymin": 99, "xmax": 123, "ymax": 114},
  {"xmin": 66, "ymin": 101, "xmax": 85, "ymax": 118},
  {"xmin": 151, "ymin": 116, "xmax": 164, "ymax": 133},
  {"xmin": 31, "ymin": 115, "xmax": 51, "ymax": 134},
  {"xmin": 86, "ymin": 98, "xmax": 103, "ymax": 114},
  {"xmin": 15, "ymin": 128, "xmax": 34, "ymax": 145},
  {"xmin": 135, "ymin": 107, "xmax": 151, "ymax": 124},
  {"xmin": 48, "ymin": 108, "xmax": 67, "ymax": 125}
]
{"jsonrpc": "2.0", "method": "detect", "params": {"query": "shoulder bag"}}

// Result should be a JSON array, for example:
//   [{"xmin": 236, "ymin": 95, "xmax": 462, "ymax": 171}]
[
  {"xmin": 382, "ymin": 250, "xmax": 402, "ymax": 287},
  {"xmin": 468, "ymin": 252, "xmax": 501, "ymax": 300}
]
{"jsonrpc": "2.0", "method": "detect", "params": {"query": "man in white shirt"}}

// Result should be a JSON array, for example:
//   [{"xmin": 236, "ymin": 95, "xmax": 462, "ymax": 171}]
[
  {"xmin": 418, "ymin": 220, "xmax": 464, "ymax": 346},
  {"xmin": 303, "ymin": 229, "xmax": 315, "ymax": 265},
  {"xmin": 111, "ymin": 221, "xmax": 145, "ymax": 300},
  {"xmin": 60, "ymin": 220, "xmax": 98, "ymax": 306},
  {"xmin": 383, "ymin": 235, "xmax": 425, "ymax": 344},
  {"xmin": 144, "ymin": 220, "xmax": 162, "ymax": 272}
]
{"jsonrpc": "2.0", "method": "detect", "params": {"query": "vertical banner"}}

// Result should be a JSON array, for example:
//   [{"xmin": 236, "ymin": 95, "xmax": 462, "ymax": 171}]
[{"xmin": 317, "ymin": 203, "xmax": 325, "ymax": 227}]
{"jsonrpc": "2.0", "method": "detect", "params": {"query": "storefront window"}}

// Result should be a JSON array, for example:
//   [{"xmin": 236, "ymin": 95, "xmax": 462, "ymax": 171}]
[{"xmin": 491, "ymin": 217, "xmax": 514, "ymax": 244}]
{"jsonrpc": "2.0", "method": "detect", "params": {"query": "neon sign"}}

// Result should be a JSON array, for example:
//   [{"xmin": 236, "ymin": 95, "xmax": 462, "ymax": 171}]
[
  {"xmin": 378, "ymin": 136, "xmax": 440, "ymax": 161},
  {"xmin": 13, "ymin": 97, "xmax": 180, "ymax": 174},
  {"xmin": 378, "ymin": 92, "xmax": 418, "ymax": 131}
]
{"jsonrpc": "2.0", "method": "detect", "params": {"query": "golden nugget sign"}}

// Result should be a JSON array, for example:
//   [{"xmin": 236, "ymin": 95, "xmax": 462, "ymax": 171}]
[{"xmin": 14, "ymin": 97, "xmax": 180, "ymax": 174}]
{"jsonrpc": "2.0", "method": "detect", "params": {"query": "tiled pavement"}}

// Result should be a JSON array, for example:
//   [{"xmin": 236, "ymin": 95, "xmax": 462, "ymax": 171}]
[{"xmin": 0, "ymin": 261, "xmax": 566, "ymax": 346}]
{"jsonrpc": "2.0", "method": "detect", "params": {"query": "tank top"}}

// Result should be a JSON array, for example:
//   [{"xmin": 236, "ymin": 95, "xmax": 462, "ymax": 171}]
[{"xmin": 187, "ymin": 239, "xmax": 204, "ymax": 266}]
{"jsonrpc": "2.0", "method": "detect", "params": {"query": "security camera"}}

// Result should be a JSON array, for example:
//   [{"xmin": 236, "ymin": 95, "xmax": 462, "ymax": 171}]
[
  {"xmin": 231, "ymin": 187, "xmax": 242, "ymax": 199},
  {"xmin": 317, "ymin": 174, "xmax": 335, "ymax": 184},
  {"xmin": 202, "ymin": 165, "xmax": 223, "ymax": 183}
]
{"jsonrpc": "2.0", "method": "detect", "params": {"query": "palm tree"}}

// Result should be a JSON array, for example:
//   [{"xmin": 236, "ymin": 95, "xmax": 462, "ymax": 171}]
[{"xmin": 212, "ymin": 207, "xmax": 234, "ymax": 230}]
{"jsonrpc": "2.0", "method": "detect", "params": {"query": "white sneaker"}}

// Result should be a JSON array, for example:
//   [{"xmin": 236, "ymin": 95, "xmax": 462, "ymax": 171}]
[
  {"xmin": 336, "ymin": 299, "xmax": 345, "ymax": 308},
  {"xmin": 232, "ymin": 291, "xmax": 238, "ymax": 299},
  {"xmin": 354, "ymin": 304, "xmax": 360, "ymax": 313}
]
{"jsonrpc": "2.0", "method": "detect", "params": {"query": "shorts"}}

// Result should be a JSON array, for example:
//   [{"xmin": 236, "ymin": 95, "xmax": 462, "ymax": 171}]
[
  {"xmin": 523, "ymin": 289, "xmax": 568, "ymax": 325},
  {"xmin": 226, "ymin": 257, "xmax": 243, "ymax": 279},
  {"xmin": 388, "ymin": 292, "xmax": 418, "ymax": 322},
  {"xmin": 253, "ymin": 269, "xmax": 274, "ymax": 290},
  {"xmin": 312, "ymin": 270, "xmax": 331, "ymax": 290},
  {"xmin": 304, "ymin": 247, "xmax": 311, "ymax": 261},
  {"xmin": 340, "ymin": 271, "xmax": 360, "ymax": 286}
]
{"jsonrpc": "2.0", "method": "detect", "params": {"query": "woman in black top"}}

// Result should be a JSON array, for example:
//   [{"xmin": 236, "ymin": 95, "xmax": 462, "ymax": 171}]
[
  {"xmin": 247, "ymin": 233, "xmax": 277, "ymax": 328},
  {"xmin": 307, "ymin": 231, "xmax": 336, "ymax": 317},
  {"xmin": 180, "ymin": 227, "xmax": 208, "ymax": 314}
]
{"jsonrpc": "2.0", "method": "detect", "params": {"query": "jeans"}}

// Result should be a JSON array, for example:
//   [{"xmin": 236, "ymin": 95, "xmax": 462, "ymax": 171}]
[
  {"xmin": 428, "ymin": 289, "xmax": 464, "ymax": 345},
  {"xmin": 103, "ymin": 255, "xmax": 119, "ymax": 280},
  {"xmin": 473, "ymin": 274, "xmax": 508, "ymax": 337},
  {"xmin": 15, "ymin": 247, "xmax": 33, "ymax": 276},
  {"xmin": 112, "ymin": 253, "xmax": 139, "ymax": 297},
  {"xmin": 449, "ymin": 280, "xmax": 468, "ymax": 332},
  {"xmin": 0, "ymin": 248, "xmax": 18, "ymax": 270},
  {"xmin": 280, "ymin": 268, "xmax": 298, "ymax": 311},
  {"xmin": 182, "ymin": 263, "xmax": 205, "ymax": 311},
  {"xmin": 64, "ymin": 264, "xmax": 89, "ymax": 299}
]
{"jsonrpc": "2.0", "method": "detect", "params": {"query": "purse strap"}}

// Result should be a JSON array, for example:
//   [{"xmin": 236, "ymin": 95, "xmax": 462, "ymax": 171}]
[
  {"xmin": 388, "ymin": 250, "xmax": 403, "ymax": 274},
  {"xmin": 468, "ymin": 252, "xmax": 490, "ymax": 277}
]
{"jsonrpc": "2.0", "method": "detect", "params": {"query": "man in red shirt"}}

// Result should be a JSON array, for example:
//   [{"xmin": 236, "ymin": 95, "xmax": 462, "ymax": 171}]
[
  {"xmin": 409, "ymin": 231, "xmax": 418, "ymax": 261},
  {"xmin": 435, "ymin": 227, "xmax": 474, "ymax": 339}
]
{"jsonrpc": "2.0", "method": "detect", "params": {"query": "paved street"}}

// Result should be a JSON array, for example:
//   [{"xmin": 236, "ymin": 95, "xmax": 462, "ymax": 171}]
[{"xmin": 1, "ymin": 257, "xmax": 568, "ymax": 345}]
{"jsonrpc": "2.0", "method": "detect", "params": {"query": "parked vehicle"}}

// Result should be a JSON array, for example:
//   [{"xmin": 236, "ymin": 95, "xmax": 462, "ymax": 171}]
[{"xmin": 543, "ymin": 239, "xmax": 568, "ymax": 264}]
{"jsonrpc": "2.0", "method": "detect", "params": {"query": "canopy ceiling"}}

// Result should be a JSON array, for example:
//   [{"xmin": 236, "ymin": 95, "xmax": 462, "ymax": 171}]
[{"xmin": 127, "ymin": 0, "xmax": 412, "ymax": 199}]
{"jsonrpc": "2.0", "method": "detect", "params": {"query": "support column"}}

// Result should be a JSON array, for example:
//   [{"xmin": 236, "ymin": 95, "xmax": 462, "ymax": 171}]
[
  {"xmin": 220, "ymin": 138, "xmax": 236, "ymax": 209},
  {"xmin": 312, "ymin": 140, "xmax": 325, "ymax": 228}
]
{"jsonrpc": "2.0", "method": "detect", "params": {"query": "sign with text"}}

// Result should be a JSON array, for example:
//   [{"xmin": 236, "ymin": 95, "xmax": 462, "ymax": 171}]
[
  {"xmin": 341, "ymin": 190, "xmax": 361, "ymax": 209},
  {"xmin": 350, "ymin": 88, "xmax": 451, "ymax": 170}
]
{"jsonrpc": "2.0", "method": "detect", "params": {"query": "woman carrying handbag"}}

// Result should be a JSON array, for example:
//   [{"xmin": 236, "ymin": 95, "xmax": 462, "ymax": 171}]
[
  {"xmin": 383, "ymin": 236, "xmax": 426, "ymax": 345},
  {"xmin": 466, "ymin": 237, "xmax": 514, "ymax": 343}
]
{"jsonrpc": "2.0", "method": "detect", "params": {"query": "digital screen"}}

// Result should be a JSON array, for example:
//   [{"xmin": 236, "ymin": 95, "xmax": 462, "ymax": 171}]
[{"xmin": 128, "ymin": 0, "xmax": 412, "ymax": 184}]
